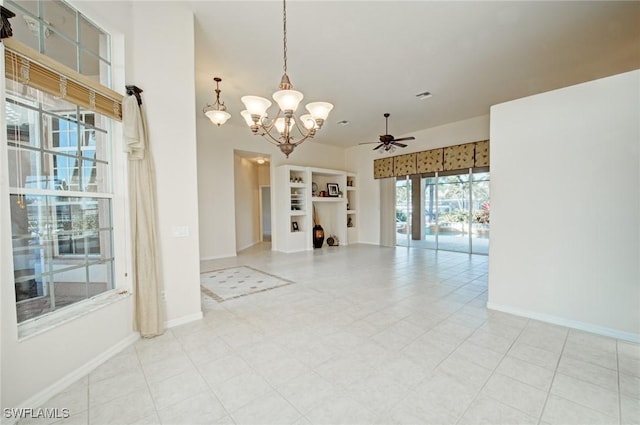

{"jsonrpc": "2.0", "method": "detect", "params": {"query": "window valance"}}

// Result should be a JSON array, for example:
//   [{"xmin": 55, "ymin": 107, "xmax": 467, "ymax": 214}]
[
  {"xmin": 3, "ymin": 38, "xmax": 122, "ymax": 120},
  {"xmin": 373, "ymin": 139, "xmax": 490, "ymax": 179}
]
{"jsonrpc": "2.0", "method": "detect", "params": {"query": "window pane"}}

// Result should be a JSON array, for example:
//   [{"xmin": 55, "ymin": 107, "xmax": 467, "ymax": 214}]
[
  {"xmin": 40, "ymin": 93, "xmax": 78, "ymax": 118},
  {"xmin": 79, "ymin": 49, "xmax": 100, "ymax": 80},
  {"xmin": 83, "ymin": 126, "xmax": 110, "ymax": 162},
  {"xmin": 8, "ymin": 146, "xmax": 43, "ymax": 189},
  {"xmin": 437, "ymin": 174, "xmax": 470, "ymax": 253},
  {"xmin": 99, "ymin": 59, "xmax": 112, "ymax": 89},
  {"xmin": 11, "ymin": 194, "xmax": 114, "ymax": 323},
  {"xmin": 44, "ymin": 31, "xmax": 78, "ymax": 71},
  {"xmin": 81, "ymin": 160, "xmax": 110, "ymax": 193},
  {"xmin": 43, "ymin": 0, "xmax": 77, "ymax": 41},
  {"xmin": 395, "ymin": 178, "xmax": 411, "ymax": 247},
  {"xmin": 422, "ymin": 177, "xmax": 437, "ymax": 250},
  {"xmin": 6, "ymin": 100, "xmax": 40, "ymax": 148},
  {"xmin": 471, "ymin": 172, "xmax": 490, "ymax": 255},
  {"xmin": 5, "ymin": 1, "xmax": 39, "ymax": 16},
  {"xmin": 49, "ymin": 115, "xmax": 79, "ymax": 150},
  {"xmin": 6, "ymin": 13, "xmax": 41, "ymax": 51},
  {"xmin": 80, "ymin": 16, "xmax": 110, "ymax": 61},
  {"xmin": 42, "ymin": 151, "xmax": 79, "ymax": 191},
  {"xmin": 80, "ymin": 108, "xmax": 108, "ymax": 132}
]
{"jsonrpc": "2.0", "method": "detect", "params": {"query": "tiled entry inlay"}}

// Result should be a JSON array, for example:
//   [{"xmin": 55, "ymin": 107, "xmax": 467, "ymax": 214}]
[{"xmin": 201, "ymin": 266, "xmax": 294, "ymax": 302}]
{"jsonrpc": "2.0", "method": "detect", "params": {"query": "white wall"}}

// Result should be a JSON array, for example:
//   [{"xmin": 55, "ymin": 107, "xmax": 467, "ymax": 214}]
[
  {"xmin": 234, "ymin": 155, "xmax": 260, "ymax": 251},
  {"xmin": 129, "ymin": 2, "xmax": 202, "ymax": 326},
  {"xmin": 345, "ymin": 115, "xmax": 490, "ymax": 245},
  {"xmin": 489, "ymin": 70, "xmax": 640, "ymax": 341}
]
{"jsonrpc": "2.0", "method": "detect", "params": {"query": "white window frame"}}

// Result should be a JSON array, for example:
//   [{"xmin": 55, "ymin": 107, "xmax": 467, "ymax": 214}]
[{"xmin": 1, "ymin": 0, "xmax": 132, "ymax": 338}]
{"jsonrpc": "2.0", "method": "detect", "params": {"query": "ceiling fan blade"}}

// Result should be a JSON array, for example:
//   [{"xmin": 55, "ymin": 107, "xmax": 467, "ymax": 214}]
[
  {"xmin": 373, "ymin": 144, "xmax": 384, "ymax": 150},
  {"xmin": 359, "ymin": 141, "xmax": 381, "ymax": 145},
  {"xmin": 392, "ymin": 136, "xmax": 415, "ymax": 142},
  {"xmin": 392, "ymin": 141, "xmax": 408, "ymax": 148}
]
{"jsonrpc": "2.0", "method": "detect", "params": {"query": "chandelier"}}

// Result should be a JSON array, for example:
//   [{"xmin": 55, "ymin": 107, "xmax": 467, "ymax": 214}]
[
  {"xmin": 240, "ymin": 0, "xmax": 333, "ymax": 157},
  {"xmin": 203, "ymin": 77, "xmax": 231, "ymax": 126}
]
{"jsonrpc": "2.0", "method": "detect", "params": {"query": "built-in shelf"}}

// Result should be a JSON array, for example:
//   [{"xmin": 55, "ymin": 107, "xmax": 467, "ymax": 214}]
[
  {"xmin": 312, "ymin": 197, "xmax": 345, "ymax": 202},
  {"xmin": 275, "ymin": 165, "xmax": 357, "ymax": 252}
]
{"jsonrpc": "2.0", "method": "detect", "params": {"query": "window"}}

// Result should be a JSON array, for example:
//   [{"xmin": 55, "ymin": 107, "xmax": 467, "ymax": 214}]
[
  {"xmin": 4, "ymin": 0, "xmax": 118, "ymax": 324},
  {"xmin": 5, "ymin": 0, "xmax": 111, "ymax": 86}
]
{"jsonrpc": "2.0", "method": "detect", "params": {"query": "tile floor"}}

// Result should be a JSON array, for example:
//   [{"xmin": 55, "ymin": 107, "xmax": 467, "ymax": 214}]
[{"xmin": 20, "ymin": 244, "xmax": 640, "ymax": 425}]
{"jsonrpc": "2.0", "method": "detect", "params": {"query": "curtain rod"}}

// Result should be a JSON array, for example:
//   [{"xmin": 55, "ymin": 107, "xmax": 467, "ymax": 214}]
[
  {"xmin": 1, "ymin": 6, "xmax": 16, "ymax": 40},
  {"xmin": 126, "ymin": 85, "xmax": 143, "ymax": 105}
]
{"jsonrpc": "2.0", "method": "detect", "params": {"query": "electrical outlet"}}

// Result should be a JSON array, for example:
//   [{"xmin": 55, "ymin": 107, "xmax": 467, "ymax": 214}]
[{"xmin": 161, "ymin": 291, "xmax": 166, "ymax": 301}]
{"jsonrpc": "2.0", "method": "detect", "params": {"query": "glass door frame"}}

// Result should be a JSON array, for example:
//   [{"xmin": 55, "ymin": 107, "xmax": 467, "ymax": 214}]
[{"xmin": 396, "ymin": 168, "xmax": 489, "ymax": 254}]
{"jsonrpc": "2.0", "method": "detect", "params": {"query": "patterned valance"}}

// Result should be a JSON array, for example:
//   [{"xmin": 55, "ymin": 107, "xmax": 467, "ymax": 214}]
[
  {"xmin": 444, "ymin": 144, "xmax": 474, "ymax": 170},
  {"xmin": 417, "ymin": 149, "xmax": 443, "ymax": 173},
  {"xmin": 373, "ymin": 140, "xmax": 489, "ymax": 179},
  {"xmin": 475, "ymin": 140, "xmax": 490, "ymax": 167},
  {"xmin": 394, "ymin": 153, "xmax": 417, "ymax": 176},
  {"xmin": 373, "ymin": 157, "xmax": 394, "ymax": 179}
]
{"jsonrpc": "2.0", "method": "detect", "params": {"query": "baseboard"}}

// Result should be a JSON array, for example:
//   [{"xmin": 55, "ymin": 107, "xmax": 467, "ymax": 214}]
[
  {"xmin": 2, "ymin": 332, "xmax": 140, "ymax": 425},
  {"xmin": 200, "ymin": 253, "xmax": 237, "ymax": 261},
  {"xmin": 237, "ymin": 240, "xmax": 260, "ymax": 252},
  {"xmin": 486, "ymin": 302, "xmax": 640, "ymax": 343},
  {"xmin": 165, "ymin": 311, "xmax": 203, "ymax": 329}
]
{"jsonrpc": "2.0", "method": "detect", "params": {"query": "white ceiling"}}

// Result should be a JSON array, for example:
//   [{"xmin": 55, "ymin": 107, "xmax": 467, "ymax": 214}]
[{"xmin": 189, "ymin": 1, "xmax": 640, "ymax": 149}]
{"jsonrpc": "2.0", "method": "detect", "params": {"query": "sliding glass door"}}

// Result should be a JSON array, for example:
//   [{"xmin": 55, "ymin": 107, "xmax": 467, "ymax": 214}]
[
  {"xmin": 396, "ymin": 169, "xmax": 490, "ymax": 254},
  {"xmin": 470, "ymin": 172, "xmax": 490, "ymax": 254},
  {"xmin": 395, "ymin": 177, "xmax": 411, "ymax": 247},
  {"xmin": 437, "ymin": 174, "xmax": 470, "ymax": 253},
  {"xmin": 423, "ymin": 177, "xmax": 437, "ymax": 250}
]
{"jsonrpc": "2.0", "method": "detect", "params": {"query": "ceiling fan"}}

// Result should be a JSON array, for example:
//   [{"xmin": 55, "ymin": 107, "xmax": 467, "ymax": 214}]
[{"xmin": 361, "ymin": 113, "xmax": 415, "ymax": 152}]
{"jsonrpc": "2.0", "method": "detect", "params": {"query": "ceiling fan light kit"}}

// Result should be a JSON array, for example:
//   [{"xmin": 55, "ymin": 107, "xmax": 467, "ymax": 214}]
[{"xmin": 240, "ymin": 0, "xmax": 333, "ymax": 158}]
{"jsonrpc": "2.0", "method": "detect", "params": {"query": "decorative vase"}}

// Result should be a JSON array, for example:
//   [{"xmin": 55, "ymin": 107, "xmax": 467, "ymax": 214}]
[{"xmin": 313, "ymin": 225, "xmax": 324, "ymax": 248}]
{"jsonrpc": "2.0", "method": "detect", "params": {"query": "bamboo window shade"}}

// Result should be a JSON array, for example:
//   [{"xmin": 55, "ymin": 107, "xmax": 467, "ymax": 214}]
[{"xmin": 3, "ymin": 38, "xmax": 123, "ymax": 120}]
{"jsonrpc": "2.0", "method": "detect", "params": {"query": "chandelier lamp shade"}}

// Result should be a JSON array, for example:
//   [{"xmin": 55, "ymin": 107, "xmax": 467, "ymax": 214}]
[
  {"xmin": 240, "ymin": 0, "xmax": 333, "ymax": 158},
  {"xmin": 203, "ymin": 77, "xmax": 231, "ymax": 126}
]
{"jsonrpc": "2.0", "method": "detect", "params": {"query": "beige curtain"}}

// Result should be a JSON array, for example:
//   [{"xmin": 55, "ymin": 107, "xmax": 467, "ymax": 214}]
[
  {"xmin": 379, "ymin": 178, "xmax": 396, "ymax": 247},
  {"xmin": 123, "ymin": 95, "xmax": 164, "ymax": 338}
]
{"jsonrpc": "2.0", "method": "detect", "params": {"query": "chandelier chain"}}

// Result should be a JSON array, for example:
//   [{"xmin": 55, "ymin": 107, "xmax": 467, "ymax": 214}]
[{"xmin": 282, "ymin": 0, "xmax": 287, "ymax": 75}]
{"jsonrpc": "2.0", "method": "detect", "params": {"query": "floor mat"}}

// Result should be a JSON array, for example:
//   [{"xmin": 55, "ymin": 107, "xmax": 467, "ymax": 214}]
[{"xmin": 200, "ymin": 266, "xmax": 294, "ymax": 302}]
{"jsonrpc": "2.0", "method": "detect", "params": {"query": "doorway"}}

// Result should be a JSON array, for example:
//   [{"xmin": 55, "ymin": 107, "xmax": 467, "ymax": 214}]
[
  {"xmin": 232, "ymin": 151, "xmax": 271, "ymax": 252},
  {"xmin": 260, "ymin": 186, "xmax": 272, "ymax": 242}
]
